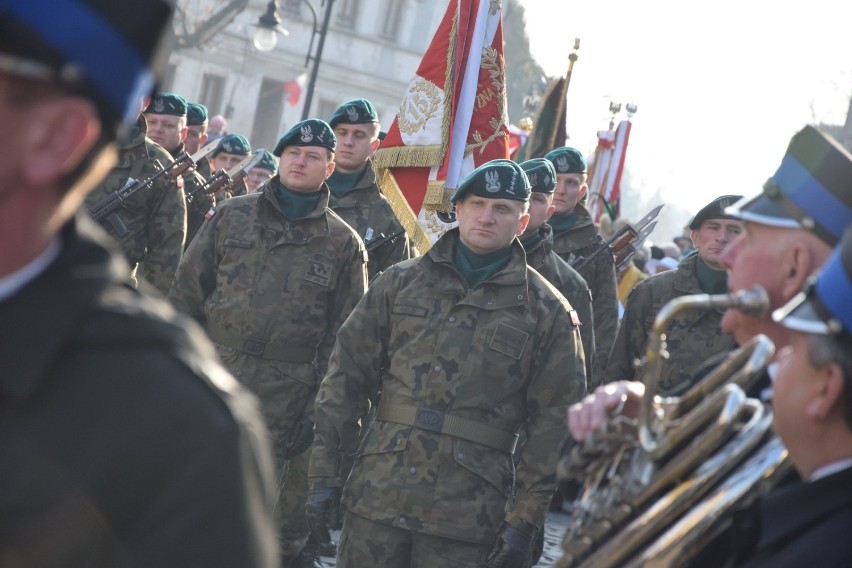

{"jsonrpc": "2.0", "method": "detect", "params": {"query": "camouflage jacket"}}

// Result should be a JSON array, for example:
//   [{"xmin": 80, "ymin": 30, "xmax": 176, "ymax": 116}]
[
  {"xmin": 309, "ymin": 229, "xmax": 586, "ymax": 544},
  {"xmin": 84, "ymin": 116, "xmax": 187, "ymax": 295},
  {"xmin": 526, "ymin": 223, "xmax": 595, "ymax": 382},
  {"xmin": 169, "ymin": 181, "xmax": 368, "ymax": 454},
  {"xmin": 175, "ymin": 142, "xmax": 215, "ymax": 249},
  {"xmin": 551, "ymin": 203, "xmax": 618, "ymax": 388},
  {"xmin": 163, "ymin": 142, "xmax": 214, "ymax": 248},
  {"xmin": 602, "ymin": 253, "xmax": 738, "ymax": 395},
  {"xmin": 328, "ymin": 159, "xmax": 414, "ymax": 281}
]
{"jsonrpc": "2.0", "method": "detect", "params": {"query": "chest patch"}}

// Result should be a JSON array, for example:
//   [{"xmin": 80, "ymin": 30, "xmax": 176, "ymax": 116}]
[
  {"xmin": 489, "ymin": 322, "xmax": 529, "ymax": 360},
  {"xmin": 304, "ymin": 258, "xmax": 333, "ymax": 286}
]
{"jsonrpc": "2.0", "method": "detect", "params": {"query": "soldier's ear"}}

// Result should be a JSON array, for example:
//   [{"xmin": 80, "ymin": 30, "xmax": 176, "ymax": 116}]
[{"xmin": 20, "ymin": 96, "xmax": 101, "ymax": 187}]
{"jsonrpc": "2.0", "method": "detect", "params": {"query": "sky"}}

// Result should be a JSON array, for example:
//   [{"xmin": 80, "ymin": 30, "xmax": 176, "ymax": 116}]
[{"xmin": 516, "ymin": 0, "xmax": 852, "ymax": 218}]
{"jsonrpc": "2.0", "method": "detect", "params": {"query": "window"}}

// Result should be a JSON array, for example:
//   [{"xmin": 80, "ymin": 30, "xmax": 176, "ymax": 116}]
[
  {"xmin": 335, "ymin": 0, "xmax": 359, "ymax": 26},
  {"xmin": 199, "ymin": 73, "xmax": 225, "ymax": 116},
  {"xmin": 378, "ymin": 0, "xmax": 403, "ymax": 40}
]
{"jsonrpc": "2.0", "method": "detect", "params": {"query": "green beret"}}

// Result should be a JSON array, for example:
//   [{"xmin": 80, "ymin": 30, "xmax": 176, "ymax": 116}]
[
  {"xmin": 212, "ymin": 133, "xmax": 251, "ymax": 157},
  {"xmin": 273, "ymin": 119, "xmax": 336, "ymax": 156},
  {"xmin": 451, "ymin": 159, "xmax": 531, "ymax": 203},
  {"xmin": 254, "ymin": 149, "xmax": 278, "ymax": 173},
  {"xmin": 688, "ymin": 194, "xmax": 744, "ymax": 230},
  {"xmin": 519, "ymin": 158, "xmax": 556, "ymax": 194},
  {"xmin": 329, "ymin": 98, "xmax": 379, "ymax": 128},
  {"xmin": 186, "ymin": 102, "xmax": 208, "ymax": 126},
  {"xmin": 145, "ymin": 92, "xmax": 187, "ymax": 117},
  {"xmin": 545, "ymin": 147, "xmax": 587, "ymax": 174}
]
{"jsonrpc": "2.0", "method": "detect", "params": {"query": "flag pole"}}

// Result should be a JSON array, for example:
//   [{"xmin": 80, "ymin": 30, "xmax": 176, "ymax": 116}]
[{"xmin": 547, "ymin": 38, "xmax": 580, "ymax": 151}]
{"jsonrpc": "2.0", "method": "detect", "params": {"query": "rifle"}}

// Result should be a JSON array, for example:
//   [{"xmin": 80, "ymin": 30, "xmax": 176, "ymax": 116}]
[
  {"xmin": 187, "ymin": 150, "xmax": 264, "ymax": 201},
  {"xmin": 365, "ymin": 229, "xmax": 406, "ymax": 252},
  {"xmin": 571, "ymin": 204, "xmax": 663, "ymax": 272},
  {"xmin": 88, "ymin": 139, "xmax": 220, "ymax": 235}
]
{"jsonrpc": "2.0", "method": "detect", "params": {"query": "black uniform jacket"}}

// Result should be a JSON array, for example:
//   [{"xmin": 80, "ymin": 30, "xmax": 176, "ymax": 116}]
[{"xmin": 0, "ymin": 216, "xmax": 277, "ymax": 567}]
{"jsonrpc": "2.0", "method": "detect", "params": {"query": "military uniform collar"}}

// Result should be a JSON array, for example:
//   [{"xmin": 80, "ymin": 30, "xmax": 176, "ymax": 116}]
[
  {"xmin": 261, "ymin": 179, "xmax": 331, "ymax": 221},
  {"xmin": 673, "ymin": 253, "xmax": 704, "ymax": 294},
  {"xmin": 118, "ymin": 114, "xmax": 148, "ymax": 150},
  {"xmin": 428, "ymin": 229, "xmax": 530, "ymax": 304}
]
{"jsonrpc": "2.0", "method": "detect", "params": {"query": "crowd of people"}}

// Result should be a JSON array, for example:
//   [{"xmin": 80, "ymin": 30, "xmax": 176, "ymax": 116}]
[{"xmin": 3, "ymin": 2, "xmax": 852, "ymax": 568}]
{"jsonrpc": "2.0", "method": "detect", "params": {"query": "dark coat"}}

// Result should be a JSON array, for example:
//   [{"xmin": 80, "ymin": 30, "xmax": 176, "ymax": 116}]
[
  {"xmin": 0, "ymin": 216, "xmax": 277, "ymax": 567},
  {"xmin": 737, "ymin": 465, "xmax": 852, "ymax": 567}
]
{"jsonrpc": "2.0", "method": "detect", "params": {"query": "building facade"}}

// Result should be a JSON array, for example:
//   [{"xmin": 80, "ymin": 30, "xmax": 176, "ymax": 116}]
[{"xmin": 165, "ymin": 0, "xmax": 449, "ymax": 150}]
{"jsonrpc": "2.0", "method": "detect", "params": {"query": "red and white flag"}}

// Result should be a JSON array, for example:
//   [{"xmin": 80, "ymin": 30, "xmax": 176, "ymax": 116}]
[
  {"xmin": 373, "ymin": 0, "xmax": 510, "ymax": 250},
  {"xmin": 588, "ymin": 119, "xmax": 632, "ymax": 223},
  {"xmin": 283, "ymin": 72, "xmax": 307, "ymax": 107}
]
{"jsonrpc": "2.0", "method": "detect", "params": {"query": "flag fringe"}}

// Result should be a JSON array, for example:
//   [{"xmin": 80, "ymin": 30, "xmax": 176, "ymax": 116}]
[
  {"xmin": 376, "ymin": 168, "xmax": 433, "ymax": 253},
  {"xmin": 373, "ymin": 145, "xmax": 444, "ymax": 169},
  {"xmin": 423, "ymin": 181, "xmax": 453, "ymax": 212}
]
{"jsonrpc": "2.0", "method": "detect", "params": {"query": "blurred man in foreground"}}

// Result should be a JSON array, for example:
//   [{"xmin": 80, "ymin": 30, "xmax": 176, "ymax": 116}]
[{"xmin": 0, "ymin": 1, "xmax": 278, "ymax": 566}]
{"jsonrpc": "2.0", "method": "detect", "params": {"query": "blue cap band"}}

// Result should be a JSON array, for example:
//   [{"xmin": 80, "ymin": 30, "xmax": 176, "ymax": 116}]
[
  {"xmin": 7, "ymin": 0, "xmax": 154, "ymax": 123},
  {"xmin": 815, "ymin": 244, "xmax": 852, "ymax": 332},
  {"xmin": 776, "ymin": 154, "xmax": 852, "ymax": 242}
]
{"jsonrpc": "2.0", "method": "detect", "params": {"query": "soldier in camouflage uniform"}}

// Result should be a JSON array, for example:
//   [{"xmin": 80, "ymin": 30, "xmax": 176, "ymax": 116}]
[
  {"xmin": 545, "ymin": 147, "xmax": 618, "ymax": 388},
  {"xmin": 169, "ymin": 118, "xmax": 367, "ymax": 568},
  {"xmin": 84, "ymin": 113, "xmax": 186, "ymax": 295},
  {"xmin": 210, "ymin": 133, "xmax": 251, "ymax": 199},
  {"xmin": 187, "ymin": 102, "xmax": 213, "ymax": 181},
  {"xmin": 305, "ymin": 160, "xmax": 586, "ymax": 567},
  {"xmin": 183, "ymin": 101, "xmax": 216, "ymax": 245},
  {"xmin": 519, "ymin": 158, "xmax": 594, "ymax": 380},
  {"xmin": 143, "ymin": 92, "xmax": 211, "ymax": 247},
  {"xmin": 326, "ymin": 98, "xmax": 414, "ymax": 281},
  {"xmin": 603, "ymin": 195, "xmax": 743, "ymax": 395},
  {"xmin": 246, "ymin": 149, "xmax": 278, "ymax": 193}
]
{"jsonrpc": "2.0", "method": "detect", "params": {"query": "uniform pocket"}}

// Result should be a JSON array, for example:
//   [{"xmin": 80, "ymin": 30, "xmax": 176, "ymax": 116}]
[{"xmin": 452, "ymin": 439, "xmax": 514, "ymax": 498}]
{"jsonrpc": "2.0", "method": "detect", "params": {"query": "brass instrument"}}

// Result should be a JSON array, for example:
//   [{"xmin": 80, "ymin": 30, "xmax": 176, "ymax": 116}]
[{"xmin": 555, "ymin": 286, "xmax": 791, "ymax": 568}]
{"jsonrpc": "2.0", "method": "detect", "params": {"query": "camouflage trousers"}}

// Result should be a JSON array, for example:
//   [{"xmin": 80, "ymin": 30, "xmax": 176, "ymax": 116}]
[
  {"xmin": 275, "ymin": 447, "xmax": 311, "ymax": 562},
  {"xmin": 337, "ymin": 511, "xmax": 493, "ymax": 567}
]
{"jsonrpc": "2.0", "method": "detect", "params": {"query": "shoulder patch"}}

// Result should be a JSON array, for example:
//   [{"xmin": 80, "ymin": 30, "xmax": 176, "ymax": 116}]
[{"xmin": 205, "ymin": 207, "xmax": 217, "ymax": 219}]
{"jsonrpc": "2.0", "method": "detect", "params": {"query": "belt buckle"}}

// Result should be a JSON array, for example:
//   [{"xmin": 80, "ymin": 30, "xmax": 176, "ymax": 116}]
[
  {"xmin": 414, "ymin": 408, "xmax": 444, "ymax": 433},
  {"xmin": 242, "ymin": 337, "xmax": 266, "ymax": 357}
]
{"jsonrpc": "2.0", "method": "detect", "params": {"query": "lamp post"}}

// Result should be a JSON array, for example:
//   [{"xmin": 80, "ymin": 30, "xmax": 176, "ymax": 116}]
[
  {"xmin": 299, "ymin": 0, "xmax": 335, "ymax": 120},
  {"xmin": 252, "ymin": 0, "xmax": 335, "ymax": 120}
]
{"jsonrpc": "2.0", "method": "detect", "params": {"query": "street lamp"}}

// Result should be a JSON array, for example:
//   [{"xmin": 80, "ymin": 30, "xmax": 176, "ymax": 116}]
[
  {"xmin": 253, "ymin": 1, "xmax": 289, "ymax": 52},
  {"xmin": 296, "ymin": 0, "xmax": 335, "ymax": 120},
  {"xmin": 253, "ymin": 0, "xmax": 335, "ymax": 119}
]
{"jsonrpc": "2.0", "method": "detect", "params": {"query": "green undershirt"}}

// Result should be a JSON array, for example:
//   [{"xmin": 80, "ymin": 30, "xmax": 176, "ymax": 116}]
[
  {"xmin": 695, "ymin": 256, "xmax": 728, "ymax": 294},
  {"xmin": 273, "ymin": 179, "xmax": 321, "ymax": 220},
  {"xmin": 453, "ymin": 240, "xmax": 513, "ymax": 290},
  {"xmin": 548, "ymin": 211, "xmax": 577, "ymax": 234},
  {"xmin": 326, "ymin": 167, "xmax": 365, "ymax": 197},
  {"xmin": 520, "ymin": 230, "xmax": 543, "ymax": 252}
]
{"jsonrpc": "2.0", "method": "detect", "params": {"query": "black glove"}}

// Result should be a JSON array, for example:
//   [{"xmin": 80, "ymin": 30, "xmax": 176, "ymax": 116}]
[
  {"xmin": 283, "ymin": 418, "xmax": 314, "ymax": 460},
  {"xmin": 485, "ymin": 522, "xmax": 536, "ymax": 568},
  {"xmin": 305, "ymin": 487, "xmax": 341, "ymax": 547}
]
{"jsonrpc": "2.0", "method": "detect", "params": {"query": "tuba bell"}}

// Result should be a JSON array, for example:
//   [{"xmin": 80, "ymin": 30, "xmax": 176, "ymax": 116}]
[{"xmin": 554, "ymin": 285, "xmax": 791, "ymax": 568}]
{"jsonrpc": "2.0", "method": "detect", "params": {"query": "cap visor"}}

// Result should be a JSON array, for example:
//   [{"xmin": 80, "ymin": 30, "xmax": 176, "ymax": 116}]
[
  {"xmin": 725, "ymin": 194, "xmax": 801, "ymax": 230},
  {"xmin": 772, "ymin": 291, "xmax": 832, "ymax": 335}
]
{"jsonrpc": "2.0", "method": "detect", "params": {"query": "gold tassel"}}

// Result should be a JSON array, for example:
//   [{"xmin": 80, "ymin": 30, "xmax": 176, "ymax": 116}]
[{"xmin": 375, "ymin": 168, "xmax": 433, "ymax": 253}]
